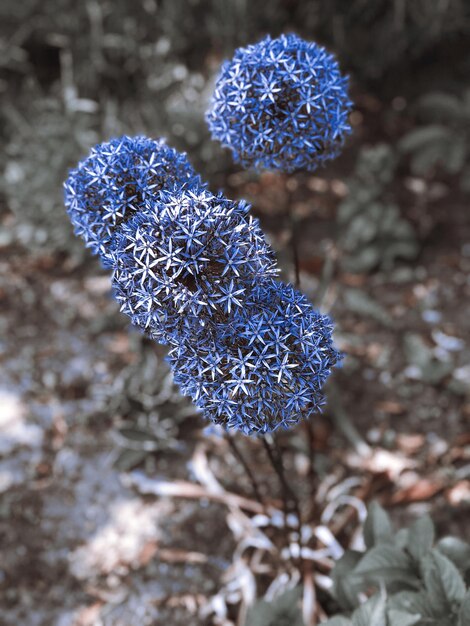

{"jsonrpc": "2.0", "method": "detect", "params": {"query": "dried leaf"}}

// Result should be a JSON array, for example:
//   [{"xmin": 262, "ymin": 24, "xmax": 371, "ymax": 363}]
[
  {"xmin": 391, "ymin": 478, "xmax": 444, "ymax": 504},
  {"xmin": 445, "ymin": 481, "xmax": 470, "ymax": 506},
  {"xmin": 125, "ymin": 471, "xmax": 264, "ymax": 513}
]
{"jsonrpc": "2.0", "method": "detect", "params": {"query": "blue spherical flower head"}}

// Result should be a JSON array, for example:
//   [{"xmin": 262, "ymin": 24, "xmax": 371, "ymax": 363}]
[
  {"xmin": 206, "ymin": 34, "xmax": 352, "ymax": 173},
  {"xmin": 169, "ymin": 278, "xmax": 342, "ymax": 434},
  {"xmin": 111, "ymin": 189, "xmax": 278, "ymax": 343},
  {"xmin": 64, "ymin": 135, "xmax": 205, "ymax": 266}
]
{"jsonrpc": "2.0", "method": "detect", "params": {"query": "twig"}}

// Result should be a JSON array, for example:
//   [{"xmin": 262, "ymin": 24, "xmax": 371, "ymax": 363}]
[
  {"xmin": 123, "ymin": 471, "xmax": 265, "ymax": 514},
  {"xmin": 302, "ymin": 561, "xmax": 317, "ymax": 626}
]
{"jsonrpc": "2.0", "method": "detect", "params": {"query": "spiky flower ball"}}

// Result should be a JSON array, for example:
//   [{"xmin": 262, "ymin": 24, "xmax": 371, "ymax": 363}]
[
  {"xmin": 169, "ymin": 278, "xmax": 341, "ymax": 434},
  {"xmin": 206, "ymin": 34, "xmax": 352, "ymax": 173},
  {"xmin": 111, "ymin": 189, "xmax": 278, "ymax": 343},
  {"xmin": 64, "ymin": 135, "xmax": 204, "ymax": 266}
]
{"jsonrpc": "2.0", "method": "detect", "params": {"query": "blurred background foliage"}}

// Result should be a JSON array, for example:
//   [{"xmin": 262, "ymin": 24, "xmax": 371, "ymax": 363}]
[
  {"xmin": 1, "ymin": 0, "xmax": 469, "ymax": 254},
  {"xmin": 338, "ymin": 144, "xmax": 419, "ymax": 273}
]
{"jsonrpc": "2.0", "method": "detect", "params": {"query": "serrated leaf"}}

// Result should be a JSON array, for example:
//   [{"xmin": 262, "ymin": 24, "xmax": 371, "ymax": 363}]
[
  {"xmin": 407, "ymin": 515, "xmax": 435, "ymax": 563},
  {"xmin": 363, "ymin": 502, "xmax": 393, "ymax": 549},
  {"xmin": 352, "ymin": 545, "xmax": 418, "ymax": 591},
  {"xmin": 245, "ymin": 588, "xmax": 304, "ymax": 626},
  {"xmin": 423, "ymin": 550, "xmax": 467, "ymax": 609},
  {"xmin": 458, "ymin": 591, "xmax": 470, "ymax": 626},
  {"xmin": 351, "ymin": 593, "xmax": 387, "ymax": 626},
  {"xmin": 387, "ymin": 609, "xmax": 421, "ymax": 626}
]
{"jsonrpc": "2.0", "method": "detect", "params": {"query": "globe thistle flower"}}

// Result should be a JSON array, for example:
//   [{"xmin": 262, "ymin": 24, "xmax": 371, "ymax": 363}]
[
  {"xmin": 64, "ymin": 135, "xmax": 204, "ymax": 266},
  {"xmin": 111, "ymin": 188, "xmax": 278, "ymax": 343},
  {"xmin": 206, "ymin": 34, "xmax": 352, "ymax": 173},
  {"xmin": 169, "ymin": 278, "xmax": 342, "ymax": 434}
]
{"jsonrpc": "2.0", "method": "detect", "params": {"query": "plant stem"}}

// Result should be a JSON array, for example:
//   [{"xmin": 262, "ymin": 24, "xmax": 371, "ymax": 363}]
[
  {"xmin": 286, "ymin": 181, "xmax": 320, "ymax": 518},
  {"xmin": 225, "ymin": 431, "xmax": 264, "ymax": 504},
  {"xmin": 286, "ymin": 185, "xmax": 301, "ymax": 288},
  {"xmin": 291, "ymin": 217, "xmax": 301, "ymax": 289},
  {"xmin": 304, "ymin": 418, "xmax": 318, "ymax": 519},
  {"xmin": 262, "ymin": 434, "xmax": 303, "ymax": 559},
  {"xmin": 316, "ymin": 240, "xmax": 337, "ymax": 310}
]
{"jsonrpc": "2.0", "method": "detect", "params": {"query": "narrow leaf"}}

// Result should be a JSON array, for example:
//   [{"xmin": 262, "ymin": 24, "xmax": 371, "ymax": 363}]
[
  {"xmin": 407, "ymin": 515, "xmax": 435, "ymax": 563},
  {"xmin": 118, "ymin": 427, "xmax": 159, "ymax": 442},
  {"xmin": 114, "ymin": 448, "xmax": 148, "ymax": 471},
  {"xmin": 398, "ymin": 125, "xmax": 450, "ymax": 152},
  {"xmin": 418, "ymin": 92, "xmax": 464, "ymax": 122},
  {"xmin": 363, "ymin": 502, "xmax": 393, "ymax": 549}
]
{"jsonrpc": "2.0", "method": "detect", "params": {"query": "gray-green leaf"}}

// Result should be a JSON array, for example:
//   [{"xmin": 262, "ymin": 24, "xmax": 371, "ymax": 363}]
[
  {"xmin": 344, "ymin": 289, "xmax": 393, "ymax": 327},
  {"xmin": 407, "ymin": 515, "xmax": 435, "ymax": 563},
  {"xmin": 323, "ymin": 617, "xmax": 353, "ymax": 626},
  {"xmin": 399, "ymin": 125, "xmax": 451, "ymax": 153},
  {"xmin": 418, "ymin": 93, "xmax": 464, "ymax": 123},
  {"xmin": 244, "ymin": 588, "xmax": 304, "ymax": 626},
  {"xmin": 387, "ymin": 609, "xmax": 421, "ymax": 626},
  {"xmin": 352, "ymin": 545, "xmax": 418, "ymax": 591},
  {"xmin": 437, "ymin": 536, "xmax": 470, "ymax": 577},
  {"xmin": 389, "ymin": 590, "xmax": 438, "ymax": 618},
  {"xmin": 332, "ymin": 550, "xmax": 364, "ymax": 610},
  {"xmin": 458, "ymin": 591, "xmax": 470, "ymax": 626},
  {"xmin": 423, "ymin": 550, "xmax": 467, "ymax": 609},
  {"xmin": 363, "ymin": 502, "xmax": 393, "ymax": 549},
  {"xmin": 351, "ymin": 593, "xmax": 387, "ymax": 626}
]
